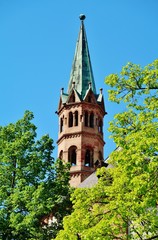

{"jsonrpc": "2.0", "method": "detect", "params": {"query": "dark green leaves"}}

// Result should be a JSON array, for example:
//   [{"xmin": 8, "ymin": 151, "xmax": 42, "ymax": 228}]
[{"xmin": 0, "ymin": 111, "xmax": 71, "ymax": 239}]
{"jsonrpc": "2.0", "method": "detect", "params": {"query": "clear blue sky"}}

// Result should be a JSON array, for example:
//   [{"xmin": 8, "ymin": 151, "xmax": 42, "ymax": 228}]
[{"xmin": 0, "ymin": 0, "xmax": 158, "ymax": 159}]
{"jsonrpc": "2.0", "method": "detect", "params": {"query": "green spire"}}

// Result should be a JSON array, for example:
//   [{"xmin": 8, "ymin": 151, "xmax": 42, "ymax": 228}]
[{"xmin": 67, "ymin": 15, "xmax": 97, "ymax": 98}]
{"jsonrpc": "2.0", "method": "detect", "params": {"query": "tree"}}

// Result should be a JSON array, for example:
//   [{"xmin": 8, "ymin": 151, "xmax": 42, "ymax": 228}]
[
  {"xmin": 0, "ymin": 111, "xmax": 71, "ymax": 240},
  {"xmin": 55, "ymin": 60, "xmax": 158, "ymax": 239}
]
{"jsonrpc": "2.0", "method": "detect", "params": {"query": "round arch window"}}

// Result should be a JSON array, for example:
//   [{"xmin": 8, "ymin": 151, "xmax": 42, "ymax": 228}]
[{"xmin": 68, "ymin": 146, "xmax": 77, "ymax": 166}]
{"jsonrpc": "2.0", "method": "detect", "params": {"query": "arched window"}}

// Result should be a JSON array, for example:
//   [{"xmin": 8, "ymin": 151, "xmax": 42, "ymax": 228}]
[
  {"xmin": 68, "ymin": 146, "xmax": 77, "ymax": 166},
  {"xmin": 85, "ymin": 111, "xmax": 88, "ymax": 127},
  {"xmin": 69, "ymin": 112, "xmax": 73, "ymax": 127},
  {"xmin": 59, "ymin": 150, "xmax": 63, "ymax": 160},
  {"xmin": 98, "ymin": 120, "xmax": 103, "ymax": 133},
  {"xmin": 85, "ymin": 149, "xmax": 93, "ymax": 167},
  {"xmin": 75, "ymin": 111, "xmax": 78, "ymax": 126},
  {"xmin": 90, "ymin": 112, "xmax": 94, "ymax": 128},
  {"xmin": 60, "ymin": 117, "xmax": 63, "ymax": 132}
]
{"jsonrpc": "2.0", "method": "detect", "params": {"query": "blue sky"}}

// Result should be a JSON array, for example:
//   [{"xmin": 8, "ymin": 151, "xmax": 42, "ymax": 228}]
[{"xmin": 0, "ymin": 0, "xmax": 158, "ymax": 159}]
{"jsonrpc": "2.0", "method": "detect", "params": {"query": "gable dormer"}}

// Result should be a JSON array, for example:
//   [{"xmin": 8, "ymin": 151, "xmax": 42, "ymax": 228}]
[
  {"xmin": 97, "ymin": 88, "xmax": 106, "ymax": 113},
  {"xmin": 67, "ymin": 88, "xmax": 81, "ymax": 104},
  {"xmin": 84, "ymin": 87, "xmax": 97, "ymax": 104}
]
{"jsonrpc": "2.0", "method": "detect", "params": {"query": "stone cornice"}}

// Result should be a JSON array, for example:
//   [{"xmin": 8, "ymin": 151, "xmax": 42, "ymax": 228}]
[
  {"xmin": 57, "ymin": 130, "xmax": 105, "ymax": 145},
  {"xmin": 58, "ymin": 101, "xmax": 106, "ymax": 116}
]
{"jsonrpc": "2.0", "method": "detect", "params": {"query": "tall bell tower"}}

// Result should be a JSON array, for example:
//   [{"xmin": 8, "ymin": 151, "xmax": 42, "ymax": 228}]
[{"xmin": 57, "ymin": 15, "xmax": 107, "ymax": 187}]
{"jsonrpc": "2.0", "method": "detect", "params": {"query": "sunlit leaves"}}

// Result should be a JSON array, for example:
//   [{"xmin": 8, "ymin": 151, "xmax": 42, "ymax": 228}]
[
  {"xmin": 105, "ymin": 59, "xmax": 158, "ymax": 106},
  {"xmin": 56, "ymin": 60, "xmax": 158, "ymax": 239},
  {"xmin": 0, "ymin": 111, "xmax": 71, "ymax": 239}
]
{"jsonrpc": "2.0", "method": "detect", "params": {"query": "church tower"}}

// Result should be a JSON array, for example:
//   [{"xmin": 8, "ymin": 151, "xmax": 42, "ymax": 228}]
[{"xmin": 57, "ymin": 15, "xmax": 107, "ymax": 187}]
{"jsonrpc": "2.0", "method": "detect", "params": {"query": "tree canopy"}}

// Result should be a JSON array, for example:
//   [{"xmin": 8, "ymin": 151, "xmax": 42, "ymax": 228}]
[
  {"xmin": 0, "ymin": 111, "xmax": 71, "ymax": 240},
  {"xmin": 55, "ymin": 60, "xmax": 158, "ymax": 240}
]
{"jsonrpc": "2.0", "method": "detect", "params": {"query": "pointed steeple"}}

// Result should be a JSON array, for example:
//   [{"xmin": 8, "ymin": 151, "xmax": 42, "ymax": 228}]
[
  {"xmin": 67, "ymin": 15, "xmax": 96, "ymax": 99},
  {"xmin": 57, "ymin": 15, "xmax": 106, "ymax": 188}
]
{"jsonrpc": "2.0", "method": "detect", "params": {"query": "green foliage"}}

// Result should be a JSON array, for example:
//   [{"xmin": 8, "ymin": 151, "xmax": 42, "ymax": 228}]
[
  {"xmin": 105, "ymin": 60, "xmax": 158, "ymax": 105},
  {"xmin": 0, "ymin": 111, "xmax": 71, "ymax": 239},
  {"xmin": 55, "ymin": 60, "xmax": 158, "ymax": 239}
]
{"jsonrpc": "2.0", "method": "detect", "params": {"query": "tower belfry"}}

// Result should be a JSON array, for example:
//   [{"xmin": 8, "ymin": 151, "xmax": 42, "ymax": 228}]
[{"xmin": 57, "ymin": 15, "xmax": 107, "ymax": 187}]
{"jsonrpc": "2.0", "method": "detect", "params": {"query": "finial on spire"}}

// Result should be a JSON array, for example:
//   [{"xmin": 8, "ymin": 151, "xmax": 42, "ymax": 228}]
[
  {"xmin": 100, "ymin": 88, "xmax": 103, "ymax": 94},
  {"xmin": 61, "ymin": 87, "xmax": 64, "ymax": 95},
  {"xmin": 79, "ymin": 14, "xmax": 86, "ymax": 21},
  {"xmin": 72, "ymin": 81, "xmax": 75, "ymax": 89}
]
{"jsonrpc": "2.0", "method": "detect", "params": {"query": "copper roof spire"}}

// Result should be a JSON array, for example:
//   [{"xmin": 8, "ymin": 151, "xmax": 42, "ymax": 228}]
[{"xmin": 67, "ymin": 15, "xmax": 96, "ymax": 98}]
